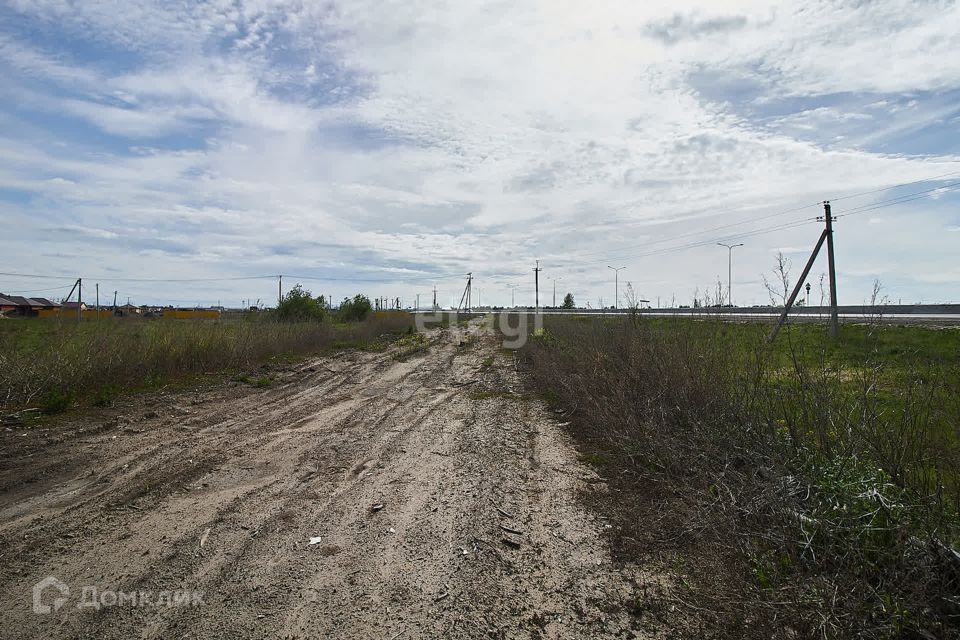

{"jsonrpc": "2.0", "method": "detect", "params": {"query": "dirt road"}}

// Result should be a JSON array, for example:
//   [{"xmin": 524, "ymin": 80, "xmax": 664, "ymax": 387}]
[{"xmin": 0, "ymin": 318, "xmax": 652, "ymax": 638}]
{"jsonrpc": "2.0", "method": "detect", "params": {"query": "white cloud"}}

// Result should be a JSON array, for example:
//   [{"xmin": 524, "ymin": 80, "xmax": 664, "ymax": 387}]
[{"xmin": 1, "ymin": 0, "xmax": 960, "ymax": 306}]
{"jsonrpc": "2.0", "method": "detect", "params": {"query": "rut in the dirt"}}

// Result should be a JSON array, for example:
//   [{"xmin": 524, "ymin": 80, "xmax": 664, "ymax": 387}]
[{"xmin": 0, "ymin": 319, "xmax": 660, "ymax": 639}]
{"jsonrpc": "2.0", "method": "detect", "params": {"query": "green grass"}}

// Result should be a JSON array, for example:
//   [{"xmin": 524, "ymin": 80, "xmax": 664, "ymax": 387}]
[
  {"xmin": 0, "ymin": 313, "xmax": 416, "ymax": 412},
  {"xmin": 330, "ymin": 339, "xmax": 387, "ymax": 352},
  {"xmin": 519, "ymin": 315, "xmax": 960, "ymax": 638},
  {"xmin": 468, "ymin": 389, "xmax": 524, "ymax": 401},
  {"xmin": 391, "ymin": 332, "xmax": 428, "ymax": 361}
]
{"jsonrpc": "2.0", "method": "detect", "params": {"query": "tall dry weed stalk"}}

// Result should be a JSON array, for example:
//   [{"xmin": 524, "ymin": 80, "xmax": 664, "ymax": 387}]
[{"xmin": 521, "ymin": 315, "xmax": 960, "ymax": 638}]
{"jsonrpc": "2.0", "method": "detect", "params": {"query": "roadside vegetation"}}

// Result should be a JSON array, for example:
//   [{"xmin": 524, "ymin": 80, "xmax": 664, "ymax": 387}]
[
  {"xmin": 0, "ymin": 287, "xmax": 412, "ymax": 413},
  {"xmin": 518, "ymin": 315, "xmax": 960, "ymax": 638}
]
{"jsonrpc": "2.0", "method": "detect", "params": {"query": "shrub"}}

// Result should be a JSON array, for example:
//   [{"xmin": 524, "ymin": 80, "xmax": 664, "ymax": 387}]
[
  {"xmin": 40, "ymin": 388, "xmax": 74, "ymax": 414},
  {"xmin": 518, "ymin": 316, "xmax": 960, "ymax": 638},
  {"xmin": 338, "ymin": 294, "xmax": 373, "ymax": 322},
  {"xmin": 275, "ymin": 284, "xmax": 326, "ymax": 322}
]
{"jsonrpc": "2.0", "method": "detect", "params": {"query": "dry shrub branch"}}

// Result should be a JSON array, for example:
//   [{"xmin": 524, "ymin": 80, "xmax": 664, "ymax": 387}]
[{"xmin": 520, "ymin": 315, "xmax": 960, "ymax": 638}]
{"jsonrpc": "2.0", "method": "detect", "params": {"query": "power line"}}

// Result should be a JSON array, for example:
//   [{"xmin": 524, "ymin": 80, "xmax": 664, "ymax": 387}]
[
  {"xmin": 834, "ymin": 182, "xmax": 960, "ymax": 218},
  {"xmin": 828, "ymin": 169, "xmax": 960, "ymax": 203},
  {"xmin": 0, "ymin": 283, "xmax": 77, "ymax": 294},
  {"xmin": 0, "ymin": 271, "xmax": 465, "ymax": 285},
  {"xmin": 552, "ymin": 169, "xmax": 960, "ymax": 265},
  {"xmin": 0, "ymin": 271, "xmax": 276, "ymax": 282},
  {"xmin": 563, "ymin": 215, "xmax": 818, "ymax": 268},
  {"xmin": 558, "ymin": 200, "xmax": 821, "ymax": 263},
  {"xmin": 556, "ymin": 176, "xmax": 960, "ymax": 269}
]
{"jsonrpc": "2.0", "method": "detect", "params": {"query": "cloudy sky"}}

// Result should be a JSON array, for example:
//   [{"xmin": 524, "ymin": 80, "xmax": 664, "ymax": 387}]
[{"xmin": 1, "ymin": 0, "xmax": 959, "ymax": 309}]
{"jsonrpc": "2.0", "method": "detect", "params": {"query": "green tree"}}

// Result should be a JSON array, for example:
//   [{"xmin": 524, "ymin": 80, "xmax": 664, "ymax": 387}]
[
  {"xmin": 276, "ymin": 284, "xmax": 327, "ymax": 322},
  {"xmin": 338, "ymin": 294, "xmax": 373, "ymax": 322},
  {"xmin": 561, "ymin": 293, "xmax": 575, "ymax": 309}
]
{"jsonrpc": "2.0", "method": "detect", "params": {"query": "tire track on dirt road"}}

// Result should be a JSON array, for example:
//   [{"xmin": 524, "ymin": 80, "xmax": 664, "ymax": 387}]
[{"xmin": 0, "ymin": 318, "xmax": 660, "ymax": 639}]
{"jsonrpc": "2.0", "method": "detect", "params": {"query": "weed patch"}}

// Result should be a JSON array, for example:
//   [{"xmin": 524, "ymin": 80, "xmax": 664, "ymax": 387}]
[
  {"xmin": 517, "ymin": 316, "xmax": 960, "ymax": 638},
  {"xmin": 0, "ymin": 313, "xmax": 415, "ymax": 412}
]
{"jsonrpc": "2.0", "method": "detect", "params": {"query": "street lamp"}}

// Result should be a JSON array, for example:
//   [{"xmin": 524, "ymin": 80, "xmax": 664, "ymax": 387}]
[
  {"xmin": 716, "ymin": 243, "xmax": 744, "ymax": 306},
  {"xmin": 506, "ymin": 284, "xmax": 519, "ymax": 308},
  {"xmin": 607, "ymin": 266, "xmax": 625, "ymax": 310},
  {"xmin": 548, "ymin": 277, "xmax": 562, "ymax": 307}
]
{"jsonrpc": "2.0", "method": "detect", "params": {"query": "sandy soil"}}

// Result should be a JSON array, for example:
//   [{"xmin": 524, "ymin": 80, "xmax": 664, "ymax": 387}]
[{"xmin": 0, "ymin": 317, "xmax": 659, "ymax": 639}]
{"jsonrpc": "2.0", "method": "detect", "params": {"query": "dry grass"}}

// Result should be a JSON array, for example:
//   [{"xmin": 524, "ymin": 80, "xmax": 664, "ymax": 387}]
[
  {"xmin": 518, "ymin": 315, "xmax": 960, "ymax": 638},
  {"xmin": 0, "ymin": 313, "xmax": 415, "ymax": 412}
]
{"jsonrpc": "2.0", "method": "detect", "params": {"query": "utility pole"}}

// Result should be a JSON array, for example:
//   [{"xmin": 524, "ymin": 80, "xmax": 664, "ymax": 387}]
[
  {"xmin": 457, "ymin": 273, "xmax": 473, "ymax": 312},
  {"xmin": 96, "ymin": 283, "xmax": 100, "ymax": 321},
  {"xmin": 63, "ymin": 278, "xmax": 82, "ymax": 321},
  {"xmin": 433, "ymin": 286, "xmax": 438, "ymax": 310},
  {"xmin": 416, "ymin": 293, "xmax": 420, "ymax": 311},
  {"xmin": 77, "ymin": 278, "xmax": 82, "ymax": 321},
  {"xmin": 533, "ymin": 261, "xmax": 542, "ymax": 310},
  {"xmin": 716, "ymin": 242, "xmax": 744, "ymax": 306},
  {"xmin": 549, "ymin": 277, "xmax": 561, "ymax": 307},
  {"xmin": 823, "ymin": 201, "xmax": 839, "ymax": 337},
  {"xmin": 769, "ymin": 202, "xmax": 840, "ymax": 342},
  {"xmin": 278, "ymin": 275, "xmax": 282, "ymax": 308},
  {"xmin": 607, "ymin": 266, "xmax": 625, "ymax": 309}
]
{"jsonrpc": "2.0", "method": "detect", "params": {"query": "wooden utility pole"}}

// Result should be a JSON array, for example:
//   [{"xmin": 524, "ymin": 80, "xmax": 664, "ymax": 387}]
[
  {"xmin": 278, "ymin": 275, "xmax": 282, "ymax": 308},
  {"xmin": 96, "ymin": 283, "xmax": 99, "ymax": 321},
  {"xmin": 62, "ymin": 278, "xmax": 81, "ymax": 320},
  {"xmin": 432, "ymin": 286, "xmax": 437, "ymax": 310},
  {"xmin": 457, "ymin": 273, "xmax": 473, "ymax": 312},
  {"xmin": 822, "ymin": 201, "xmax": 840, "ymax": 337},
  {"xmin": 77, "ymin": 278, "xmax": 82, "ymax": 321},
  {"xmin": 769, "ymin": 201, "xmax": 840, "ymax": 342}
]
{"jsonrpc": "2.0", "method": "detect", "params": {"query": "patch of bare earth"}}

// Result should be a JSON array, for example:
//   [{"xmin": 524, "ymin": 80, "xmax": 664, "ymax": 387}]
[{"xmin": 0, "ymin": 318, "xmax": 676, "ymax": 638}]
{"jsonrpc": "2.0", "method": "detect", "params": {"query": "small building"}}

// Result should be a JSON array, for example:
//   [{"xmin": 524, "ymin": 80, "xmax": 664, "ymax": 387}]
[
  {"xmin": 0, "ymin": 294, "xmax": 60, "ymax": 316},
  {"xmin": 0, "ymin": 296, "xmax": 18, "ymax": 315}
]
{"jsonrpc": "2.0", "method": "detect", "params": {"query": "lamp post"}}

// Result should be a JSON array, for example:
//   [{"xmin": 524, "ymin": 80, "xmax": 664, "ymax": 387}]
[
  {"xmin": 506, "ymin": 284, "xmax": 519, "ymax": 308},
  {"xmin": 548, "ymin": 277, "xmax": 562, "ymax": 307},
  {"xmin": 607, "ymin": 266, "xmax": 625, "ymax": 310},
  {"xmin": 716, "ymin": 243, "xmax": 744, "ymax": 306}
]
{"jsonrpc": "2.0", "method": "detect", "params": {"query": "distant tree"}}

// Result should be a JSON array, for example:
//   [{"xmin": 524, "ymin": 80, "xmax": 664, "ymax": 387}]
[
  {"xmin": 561, "ymin": 293, "xmax": 575, "ymax": 309},
  {"xmin": 338, "ymin": 294, "xmax": 373, "ymax": 322},
  {"xmin": 763, "ymin": 252, "xmax": 792, "ymax": 306},
  {"xmin": 276, "ymin": 284, "xmax": 327, "ymax": 321},
  {"xmin": 623, "ymin": 282, "xmax": 640, "ymax": 310}
]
